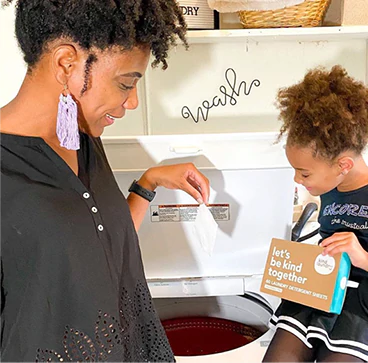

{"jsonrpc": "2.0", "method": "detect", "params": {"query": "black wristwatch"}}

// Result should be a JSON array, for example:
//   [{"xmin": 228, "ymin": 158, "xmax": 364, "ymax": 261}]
[{"xmin": 128, "ymin": 180, "xmax": 156, "ymax": 202}]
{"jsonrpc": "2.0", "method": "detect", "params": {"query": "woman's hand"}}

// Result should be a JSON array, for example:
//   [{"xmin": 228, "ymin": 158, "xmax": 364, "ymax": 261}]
[
  {"xmin": 139, "ymin": 163, "xmax": 210, "ymax": 204},
  {"xmin": 127, "ymin": 163, "xmax": 210, "ymax": 231},
  {"xmin": 320, "ymin": 232, "xmax": 368, "ymax": 271}
]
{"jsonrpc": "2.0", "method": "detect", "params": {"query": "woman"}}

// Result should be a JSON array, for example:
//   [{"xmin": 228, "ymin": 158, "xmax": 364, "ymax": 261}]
[{"xmin": 0, "ymin": 1, "xmax": 209, "ymax": 361}]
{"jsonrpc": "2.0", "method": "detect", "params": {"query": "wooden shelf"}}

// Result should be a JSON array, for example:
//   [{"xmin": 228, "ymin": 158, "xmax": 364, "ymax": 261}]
[{"xmin": 186, "ymin": 26, "xmax": 368, "ymax": 43}]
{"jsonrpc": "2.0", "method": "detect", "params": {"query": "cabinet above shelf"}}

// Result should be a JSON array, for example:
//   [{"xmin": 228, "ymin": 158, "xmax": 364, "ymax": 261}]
[{"xmin": 186, "ymin": 26, "xmax": 368, "ymax": 43}]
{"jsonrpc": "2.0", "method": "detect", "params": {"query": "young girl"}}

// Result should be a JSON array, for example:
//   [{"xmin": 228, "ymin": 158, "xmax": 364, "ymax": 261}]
[{"xmin": 263, "ymin": 66, "xmax": 368, "ymax": 362}]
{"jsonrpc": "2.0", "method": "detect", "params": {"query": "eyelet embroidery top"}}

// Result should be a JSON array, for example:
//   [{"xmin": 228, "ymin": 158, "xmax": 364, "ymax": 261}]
[{"xmin": 1, "ymin": 132, "xmax": 174, "ymax": 362}]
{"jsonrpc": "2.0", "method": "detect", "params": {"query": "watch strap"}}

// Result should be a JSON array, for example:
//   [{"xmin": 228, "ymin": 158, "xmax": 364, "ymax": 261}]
[{"xmin": 128, "ymin": 180, "xmax": 156, "ymax": 202}]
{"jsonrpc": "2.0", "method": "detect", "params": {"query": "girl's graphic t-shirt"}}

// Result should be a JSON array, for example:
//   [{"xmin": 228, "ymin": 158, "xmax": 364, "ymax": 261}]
[{"xmin": 319, "ymin": 185, "xmax": 368, "ymax": 281}]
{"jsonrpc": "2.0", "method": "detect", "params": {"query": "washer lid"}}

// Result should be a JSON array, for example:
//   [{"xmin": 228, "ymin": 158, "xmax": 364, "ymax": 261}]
[
  {"xmin": 107, "ymin": 133, "xmax": 294, "ymax": 296},
  {"xmin": 137, "ymin": 167, "xmax": 294, "ymax": 277}
]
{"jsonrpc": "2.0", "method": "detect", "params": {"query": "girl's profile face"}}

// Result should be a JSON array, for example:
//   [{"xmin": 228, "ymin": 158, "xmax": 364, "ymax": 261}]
[{"xmin": 285, "ymin": 144, "xmax": 343, "ymax": 196}]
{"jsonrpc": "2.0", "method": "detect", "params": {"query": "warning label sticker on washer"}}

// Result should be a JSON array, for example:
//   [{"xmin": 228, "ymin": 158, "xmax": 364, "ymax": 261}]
[{"xmin": 150, "ymin": 204, "xmax": 230, "ymax": 222}]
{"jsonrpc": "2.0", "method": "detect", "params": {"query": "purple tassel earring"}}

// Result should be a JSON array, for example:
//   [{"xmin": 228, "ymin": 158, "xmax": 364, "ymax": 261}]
[{"xmin": 57, "ymin": 84, "xmax": 80, "ymax": 150}]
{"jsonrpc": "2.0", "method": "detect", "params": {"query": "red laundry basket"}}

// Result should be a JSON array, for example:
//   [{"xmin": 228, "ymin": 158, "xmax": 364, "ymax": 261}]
[{"xmin": 162, "ymin": 316, "xmax": 262, "ymax": 356}]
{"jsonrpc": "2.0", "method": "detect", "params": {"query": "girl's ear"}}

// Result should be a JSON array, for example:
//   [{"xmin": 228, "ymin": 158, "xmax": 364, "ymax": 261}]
[{"xmin": 338, "ymin": 156, "xmax": 354, "ymax": 176}]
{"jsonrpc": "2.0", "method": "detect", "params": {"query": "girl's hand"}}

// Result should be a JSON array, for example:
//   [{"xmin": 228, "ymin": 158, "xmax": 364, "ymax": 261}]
[
  {"xmin": 139, "ymin": 163, "xmax": 210, "ymax": 204},
  {"xmin": 320, "ymin": 232, "xmax": 368, "ymax": 271}
]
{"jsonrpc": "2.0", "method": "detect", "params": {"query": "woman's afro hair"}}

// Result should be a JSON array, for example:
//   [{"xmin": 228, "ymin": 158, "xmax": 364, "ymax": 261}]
[{"xmin": 2, "ymin": 0, "xmax": 188, "ymax": 70}]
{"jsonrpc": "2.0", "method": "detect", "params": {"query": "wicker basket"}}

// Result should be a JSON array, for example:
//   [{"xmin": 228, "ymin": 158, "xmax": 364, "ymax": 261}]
[{"xmin": 238, "ymin": 0, "xmax": 331, "ymax": 28}]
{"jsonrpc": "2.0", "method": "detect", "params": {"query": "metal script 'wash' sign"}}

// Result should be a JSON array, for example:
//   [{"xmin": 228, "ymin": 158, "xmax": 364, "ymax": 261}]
[{"xmin": 178, "ymin": 0, "xmax": 219, "ymax": 29}]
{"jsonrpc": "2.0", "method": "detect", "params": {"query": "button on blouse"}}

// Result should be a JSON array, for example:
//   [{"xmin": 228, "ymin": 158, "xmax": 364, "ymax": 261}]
[{"xmin": 0, "ymin": 132, "xmax": 174, "ymax": 362}]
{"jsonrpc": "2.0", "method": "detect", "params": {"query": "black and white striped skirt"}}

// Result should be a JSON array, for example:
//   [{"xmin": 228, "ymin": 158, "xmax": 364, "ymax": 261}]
[{"xmin": 269, "ymin": 277, "xmax": 368, "ymax": 361}]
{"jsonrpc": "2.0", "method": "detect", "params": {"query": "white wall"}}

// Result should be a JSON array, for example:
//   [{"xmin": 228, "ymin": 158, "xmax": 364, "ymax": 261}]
[
  {"xmin": 144, "ymin": 39, "xmax": 365, "ymax": 135},
  {"xmin": 0, "ymin": 3, "xmax": 27, "ymax": 107},
  {"xmin": 1, "ymin": 3, "xmax": 367, "ymax": 136}
]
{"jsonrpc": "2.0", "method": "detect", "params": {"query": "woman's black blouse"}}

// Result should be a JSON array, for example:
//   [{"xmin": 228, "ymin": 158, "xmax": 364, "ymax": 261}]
[{"xmin": 1, "ymin": 132, "xmax": 174, "ymax": 362}]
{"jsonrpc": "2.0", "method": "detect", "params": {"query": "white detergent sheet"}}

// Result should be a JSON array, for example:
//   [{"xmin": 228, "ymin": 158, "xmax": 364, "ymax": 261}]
[
  {"xmin": 193, "ymin": 204, "xmax": 218, "ymax": 256},
  {"xmin": 207, "ymin": 0, "xmax": 305, "ymax": 12}
]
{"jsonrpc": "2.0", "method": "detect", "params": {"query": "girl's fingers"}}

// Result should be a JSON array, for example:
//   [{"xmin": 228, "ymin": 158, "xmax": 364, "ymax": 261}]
[
  {"xmin": 322, "ymin": 240, "xmax": 348, "ymax": 256},
  {"xmin": 320, "ymin": 232, "xmax": 354, "ymax": 247}
]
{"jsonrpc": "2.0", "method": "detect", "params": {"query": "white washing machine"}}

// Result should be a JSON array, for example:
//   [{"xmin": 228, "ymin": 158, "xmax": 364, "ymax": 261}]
[{"xmin": 103, "ymin": 132, "xmax": 294, "ymax": 362}]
